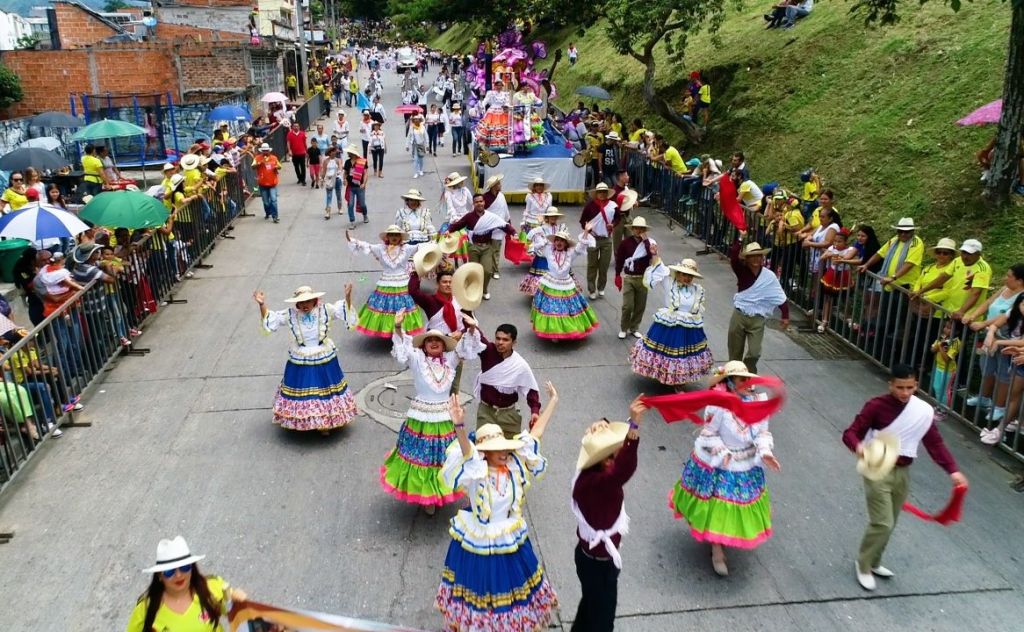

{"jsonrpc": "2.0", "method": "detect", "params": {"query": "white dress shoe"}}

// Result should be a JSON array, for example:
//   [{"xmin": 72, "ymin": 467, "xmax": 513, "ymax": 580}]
[
  {"xmin": 492, "ymin": 273, "xmax": 500, "ymax": 279},
  {"xmin": 633, "ymin": 331, "xmax": 643, "ymax": 338},
  {"xmin": 483, "ymin": 293, "xmax": 491, "ymax": 300},
  {"xmin": 598, "ymin": 290, "xmax": 605, "ymax": 297},
  {"xmin": 855, "ymin": 562, "xmax": 876, "ymax": 591},
  {"xmin": 617, "ymin": 331, "xmax": 627, "ymax": 339},
  {"xmin": 871, "ymin": 565, "xmax": 894, "ymax": 578},
  {"xmin": 589, "ymin": 292, "xmax": 597, "ymax": 300}
]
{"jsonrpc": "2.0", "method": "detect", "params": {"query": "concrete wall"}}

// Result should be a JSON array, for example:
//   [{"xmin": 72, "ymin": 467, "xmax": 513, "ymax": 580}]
[
  {"xmin": 155, "ymin": 4, "xmax": 251, "ymax": 38},
  {"xmin": 0, "ymin": 10, "xmax": 33, "ymax": 51}
]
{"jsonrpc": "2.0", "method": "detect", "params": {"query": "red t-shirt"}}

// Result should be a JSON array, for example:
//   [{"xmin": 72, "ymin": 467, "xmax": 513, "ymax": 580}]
[
  {"xmin": 254, "ymin": 155, "xmax": 281, "ymax": 187},
  {"xmin": 286, "ymin": 130, "xmax": 307, "ymax": 156}
]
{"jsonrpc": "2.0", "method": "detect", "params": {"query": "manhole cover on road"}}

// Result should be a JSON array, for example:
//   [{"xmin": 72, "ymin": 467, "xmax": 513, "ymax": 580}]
[{"xmin": 356, "ymin": 370, "xmax": 474, "ymax": 433}]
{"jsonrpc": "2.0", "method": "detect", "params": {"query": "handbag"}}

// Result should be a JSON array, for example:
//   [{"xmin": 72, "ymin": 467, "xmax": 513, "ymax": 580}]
[{"xmin": 415, "ymin": 144, "xmax": 426, "ymax": 157}]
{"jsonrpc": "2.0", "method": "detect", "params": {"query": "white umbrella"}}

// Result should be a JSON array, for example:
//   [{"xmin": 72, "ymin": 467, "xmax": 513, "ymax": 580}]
[
  {"xmin": 18, "ymin": 136, "xmax": 62, "ymax": 151},
  {"xmin": 261, "ymin": 91, "xmax": 289, "ymax": 103},
  {"xmin": 0, "ymin": 202, "xmax": 90, "ymax": 240}
]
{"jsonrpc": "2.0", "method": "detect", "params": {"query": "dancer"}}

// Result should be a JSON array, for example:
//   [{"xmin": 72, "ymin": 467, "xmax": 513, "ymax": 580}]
[
  {"xmin": 460, "ymin": 322, "xmax": 541, "ymax": 438},
  {"xmin": 381, "ymin": 311, "xmax": 474, "ymax": 514},
  {"xmin": 394, "ymin": 188, "xmax": 436, "ymax": 246},
  {"xmin": 409, "ymin": 268, "xmax": 466, "ymax": 335},
  {"xmin": 445, "ymin": 194, "xmax": 516, "ymax": 301},
  {"xmin": 614, "ymin": 216, "xmax": 655, "ymax": 339},
  {"xmin": 531, "ymin": 225, "xmax": 600, "ymax": 340},
  {"xmin": 522, "ymin": 176, "xmax": 552, "ymax": 244},
  {"xmin": 631, "ymin": 258, "xmax": 715, "ymax": 387},
  {"xmin": 346, "ymin": 226, "xmax": 426, "ymax": 338},
  {"xmin": 843, "ymin": 364, "xmax": 967, "ymax": 591},
  {"xmin": 254, "ymin": 284, "xmax": 359, "ymax": 433},
  {"xmin": 436, "ymin": 383, "xmax": 560, "ymax": 632},
  {"xmin": 519, "ymin": 208, "xmax": 566, "ymax": 295},
  {"xmin": 571, "ymin": 395, "xmax": 647, "ymax": 632},
  {"xmin": 728, "ymin": 235, "xmax": 790, "ymax": 373},
  {"xmin": 440, "ymin": 172, "xmax": 473, "ymax": 265},
  {"xmin": 482, "ymin": 174, "xmax": 510, "ymax": 281},
  {"xmin": 579, "ymin": 182, "xmax": 618, "ymax": 300},
  {"xmin": 669, "ymin": 361, "xmax": 781, "ymax": 576}
]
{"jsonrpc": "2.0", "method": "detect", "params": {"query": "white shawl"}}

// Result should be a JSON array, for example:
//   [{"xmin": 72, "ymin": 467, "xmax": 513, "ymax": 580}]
[
  {"xmin": 474, "ymin": 350, "xmax": 539, "ymax": 403},
  {"xmin": 470, "ymin": 210, "xmax": 507, "ymax": 237},
  {"xmin": 570, "ymin": 471, "xmax": 630, "ymax": 569},
  {"xmin": 488, "ymin": 193, "xmax": 510, "ymax": 240},
  {"xmin": 734, "ymin": 267, "xmax": 787, "ymax": 318},
  {"xmin": 866, "ymin": 395, "xmax": 934, "ymax": 459},
  {"xmin": 623, "ymin": 237, "xmax": 656, "ymax": 274}
]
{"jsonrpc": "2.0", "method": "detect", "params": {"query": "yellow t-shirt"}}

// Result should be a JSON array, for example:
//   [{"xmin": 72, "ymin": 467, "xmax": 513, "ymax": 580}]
[
  {"xmin": 286, "ymin": 75, "xmax": 297, "ymax": 88},
  {"xmin": 125, "ymin": 576, "xmax": 228, "ymax": 632},
  {"xmin": 213, "ymin": 167, "xmax": 231, "ymax": 182},
  {"xmin": 877, "ymin": 234, "xmax": 925, "ymax": 289},
  {"xmin": 698, "ymin": 83, "xmax": 711, "ymax": 104},
  {"xmin": 802, "ymin": 180, "xmax": 819, "ymax": 202},
  {"xmin": 1, "ymin": 188, "xmax": 29, "ymax": 211},
  {"xmin": 933, "ymin": 337, "xmax": 961, "ymax": 372},
  {"xmin": 775, "ymin": 208, "xmax": 805, "ymax": 246},
  {"xmin": 945, "ymin": 256, "xmax": 992, "ymax": 312},
  {"xmin": 912, "ymin": 260, "xmax": 958, "ymax": 313},
  {"xmin": 183, "ymin": 169, "xmax": 203, "ymax": 195},
  {"xmin": 8, "ymin": 347, "xmax": 40, "ymax": 384},
  {"xmin": 628, "ymin": 128, "xmax": 646, "ymax": 143},
  {"xmin": 663, "ymin": 146, "xmax": 686, "ymax": 174},
  {"xmin": 82, "ymin": 154, "xmax": 104, "ymax": 183},
  {"xmin": 610, "ymin": 122, "xmax": 623, "ymax": 137}
]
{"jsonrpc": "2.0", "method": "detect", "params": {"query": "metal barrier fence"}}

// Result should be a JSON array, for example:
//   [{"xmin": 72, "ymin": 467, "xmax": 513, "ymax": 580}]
[
  {"xmin": 620, "ymin": 147, "xmax": 1024, "ymax": 464},
  {"xmin": 0, "ymin": 156, "xmax": 257, "ymax": 492}
]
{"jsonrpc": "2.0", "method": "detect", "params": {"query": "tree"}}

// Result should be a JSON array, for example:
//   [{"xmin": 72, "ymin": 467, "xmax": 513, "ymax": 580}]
[
  {"xmin": 0, "ymin": 64, "xmax": 25, "ymax": 112},
  {"xmin": 15, "ymin": 33, "xmax": 41, "ymax": 50},
  {"xmin": 579, "ymin": 0, "xmax": 737, "ymax": 143},
  {"xmin": 339, "ymin": 0, "xmax": 390, "ymax": 20},
  {"xmin": 309, "ymin": 0, "xmax": 325, "ymax": 24},
  {"xmin": 852, "ymin": 0, "xmax": 1024, "ymax": 206},
  {"xmin": 103, "ymin": 0, "xmax": 130, "ymax": 11}
]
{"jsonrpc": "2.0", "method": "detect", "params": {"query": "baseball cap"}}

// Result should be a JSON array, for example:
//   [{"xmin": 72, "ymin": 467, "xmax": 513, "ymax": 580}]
[{"xmin": 960, "ymin": 239, "xmax": 983, "ymax": 254}]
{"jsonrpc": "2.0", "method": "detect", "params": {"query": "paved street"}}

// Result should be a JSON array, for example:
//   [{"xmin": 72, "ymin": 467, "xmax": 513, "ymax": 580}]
[{"xmin": 1, "ymin": 73, "xmax": 1023, "ymax": 632}]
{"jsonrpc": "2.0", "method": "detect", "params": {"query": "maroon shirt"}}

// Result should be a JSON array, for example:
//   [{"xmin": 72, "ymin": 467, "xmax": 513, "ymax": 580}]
[
  {"xmin": 842, "ymin": 395, "xmax": 958, "ymax": 473},
  {"xmin": 482, "ymin": 190, "xmax": 497, "ymax": 208},
  {"xmin": 578, "ymin": 198, "xmax": 615, "ymax": 234},
  {"xmin": 615, "ymin": 235, "xmax": 652, "ymax": 276},
  {"xmin": 573, "ymin": 436, "xmax": 639, "ymax": 558},
  {"xmin": 447, "ymin": 210, "xmax": 514, "ymax": 244},
  {"xmin": 728, "ymin": 238, "xmax": 790, "ymax": 319},
  {"xmin": 408, "ymin": 272, "xmax": 467, "ymax": 326},
  {"xmin": 476, "ymin": 333, "xmax": 541, "ymax": 415}
]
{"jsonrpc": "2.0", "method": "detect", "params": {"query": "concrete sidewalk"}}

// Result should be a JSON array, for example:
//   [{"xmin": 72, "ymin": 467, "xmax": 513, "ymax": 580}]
[{"xmin": 0, "ymin": 71, "xmax": 1022, "ymax": 632}]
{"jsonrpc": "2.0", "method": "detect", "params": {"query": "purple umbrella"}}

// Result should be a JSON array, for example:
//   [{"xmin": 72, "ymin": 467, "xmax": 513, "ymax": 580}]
[{"xmin": 957, "ymin": 99, "xmax": 1002, "ymax": 126}]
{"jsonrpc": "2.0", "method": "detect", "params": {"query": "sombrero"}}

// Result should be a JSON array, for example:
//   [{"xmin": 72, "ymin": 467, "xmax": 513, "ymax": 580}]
[
  {"xmin": 452, "ymin": 262, "xmax": 485, "ymax": 310},
  {"xmin": 401, "ymin": 188, "xmax": 426, "ymax": 201},
  {"xmin": 528, "ymin": 176, "xmax": 549, "ymax": 190},
  {"xmin": 542, "ymin": 207, "xmax": 564, "ymax": 218},
  {"xmin": 283, "ymin": 285, "xmax": 326, "ymax": 303},
  {"xmin": 856, "ymin": 431, "xmax": 900, "ymax": 481},
  {"xmin": 438, "ymin": 232, "xmax": 461, "ymax": 254},
  {"xmin": 708, "ymin": 360, "xmax": 757, "ymax": 386},
  {"xmin": 740, "ymin": 242, "xmax": 770, "ymax": 257},
  {"xmin": 576, "ymin": 420, "xmax": 630, "ymax": 470},
  {"xmin": 547, "ymin": 229, "xmax": 576, "ymax": 247},
  {"xmin": 445, "ymin": 172, "xmax": 467, "ymax": 186},
  {"xmin": 412, "ymin": 328, "xmax": 457, "ymax": 352},
  {"xmin": 626, "ymin": 216, "xmax": 648, "ymax": 229},
  {"xmin": 475, "ymin": 423, "xmax": 524, "ymax": 452},
  {"xmin": 413, "ymin": 242, "xmax": 442, "ymax": 276},
  {"xmin": 379, "ymin": 224, "xmax": 409, "ymax": 241},
  {"xmin": 591, "ymin": 182, "xmax": 611, "ymax": 196},
  {"xmin": 344, "ymin": 144, "xmax": 361, "ymax": 156},
  {"xmin": 618, "ymin": 188, "xmax": 639, "ymax": 211},
  {"xmin": 668, "ymin": 258, "xmax": 702, "ymax": 278},
  {"xmin": 484, "ymin": 174, "xmax": 504, "ymax": 190},
  {"xmin": 179, "ymin": 154, "xmax": 201, "ymax": 170}
]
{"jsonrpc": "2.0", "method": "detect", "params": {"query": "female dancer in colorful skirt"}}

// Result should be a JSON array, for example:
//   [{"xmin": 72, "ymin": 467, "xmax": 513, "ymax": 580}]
[
  {"xmin": 437, "ymin": 382, "xmax": 560, "ymax": 632},
  {"xmin": 440, "ymin": 172, "xmax": 472, "ymax": 264},
  {"xmin": 631, "ymin": 257, "xmax": 715, "ymax": 387},
  {"xmin": 669, "ymin": 361, "xmax": 782, "ymax": 576},
  {"xmin": 346, "ymin": 226, "xmax": 426, "ymax": 338},
  {"xmin": 531, "ymin": 224, "xmax": 600, "ymax": 340},
  {"xmin": 380, "ymin": 310, "xmax": 475, "ymax": 514},
  {"xmin": 474, "ymin": 79, "xmax": 512, "ymax": 150},
  {"xmin": 254, "ymin": 284, "xmax": 359, "ymax": 434},
  {"xmin": 519, "ymin": 208, "xmax": 565, "ymax": 295},
  {"xmin": 520, "ymin": 176, "xmax": 552, "ymax": 247}
]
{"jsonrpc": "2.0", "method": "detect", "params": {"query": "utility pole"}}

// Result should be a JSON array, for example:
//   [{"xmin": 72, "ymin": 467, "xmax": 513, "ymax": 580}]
[{"xmin": 293, "ymin": 0, "xmax": 308, "ymax": 95}]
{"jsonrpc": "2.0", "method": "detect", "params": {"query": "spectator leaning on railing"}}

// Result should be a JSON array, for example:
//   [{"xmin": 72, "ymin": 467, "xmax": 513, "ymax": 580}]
[{"xmin": 858, "ymin": 217, "xmax": 924, "ymax": 353}]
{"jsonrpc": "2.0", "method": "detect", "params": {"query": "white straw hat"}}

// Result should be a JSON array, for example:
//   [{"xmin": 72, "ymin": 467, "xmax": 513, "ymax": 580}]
[
  {"xmin": 547, "ymin": 229, "xmax": 576, "ymax": 247},
  {"xmin": 475, "ymin": 423, "xmax": 524, "ymax": 451},
  {"xmin": 891, "ymin": 217, "xmax": 916, "ymax": 231},
  {"xmin": 708, "ymin": 360, "xmax": 757, "ymax": 386},
  {"xmin": 856, "ymin": 432, "xmax": 900, "ymax": 481},
  {"xmin": 484, "ymin": 173, "xmax": 504, "ymax": 190},
  {"xmin": 576, "ymin": 420, "xmax": 630, "ymax": 470},
  {"xmin": 668, "ymin": 258, "xmax": 702, "ymax": 278},
  {"xmin": 401, "ymin": 188, "xmax": 426, "ymax": 201},
  {"xmin": 445, "ymin": 171, "xmax": 467, "ymax": 186},
  {"xmin": 379, "ymin": 224, "xmax": 409, "ymax": 241},
  {"xmin": 740, "ymin": 242, "xmax": 770, "ymax": 257},
  {"xmin": 412, "ymin": 329, "xmax": 456, "ymax": 352},
  {"xmin": 142, "ymin": 536, "xmax": 206, "ymax": 574},
  {"xmin": 413, "ymin": 242, "xmax": 442, "ymax": 276},
  {"xmin": 283, "ymin": 285, "xmax": 326, "ymax": 303}
]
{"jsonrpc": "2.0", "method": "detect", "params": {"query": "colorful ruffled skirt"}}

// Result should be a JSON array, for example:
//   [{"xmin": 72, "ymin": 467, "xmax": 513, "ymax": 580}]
[
  {"xmin": 273, "ymin": 349, "xmax": 358, "ymax": 431},
  {"xmin": 355, "ymin": 283, "xmax": 426, "ymax": 338},
  {"xmin": 475, "ymin": 110, "xmax": 511, "ymax": 151},
  {"xmin": 380, "ymin": 399, "xmax": 464, "ymax": 507},
  {"xmin": 530, "ymin": 279, "xmax": 599, "ymax": 340},
  {"xmin": 437, "ymin": 535, "xmax": 557, "ymax": 632},
  {"xmin": 669, "ymin": 452, "xmax": 773, "ymax": 549},
  {"xmin": 630, "ymin": 321, "xmax": 715, "ymax": 385},
  {"xmin": 821, "ymin": 267, "xmax": 853, "ymax": 294},
  {"xmin": 439, "ymin": 225, "xmax": 470, "ymax": 263},
  {"xmin": 518, "ymin": 256, "xmax": 548, "ymax": 295}
]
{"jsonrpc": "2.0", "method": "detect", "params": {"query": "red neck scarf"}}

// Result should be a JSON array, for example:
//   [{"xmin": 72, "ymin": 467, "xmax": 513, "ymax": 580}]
[{"xmin": 436, "ymin": 291, "xmax": 458, "ymax": 331}]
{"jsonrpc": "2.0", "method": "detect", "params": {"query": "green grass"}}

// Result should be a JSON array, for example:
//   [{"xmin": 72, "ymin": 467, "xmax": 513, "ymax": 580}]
[{"xmin": 431, "ymin": 3, "xmax": 1022, "ymax": 270}]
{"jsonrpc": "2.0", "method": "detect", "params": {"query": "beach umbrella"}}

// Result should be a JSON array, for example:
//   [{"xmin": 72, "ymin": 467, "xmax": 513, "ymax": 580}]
[
  {"xmin": 27, "ymin": 111, "xmax": 83, "ymax": 128},
  {"xmin": 0, "ymin": 203, "xmax": 90, "ymax": 240},
  {"xmin": 208, "ymin": 104, "xmax": 252, "ymax": 122},
  {"xmin": 261, "ymin": 91, "xmax": 289, "ymax": 103},
  {"xmin": 80, "ymin": 190, "xmax": 169, "ymax": 229},
  {"xmin": 0, "ymin": 147, "xmax": 69, "ymax": 172},
  {"xmin": 957, "ymin": 99, "xmax": 1002, "ymax": 126},
  {"xmin": 70, "ymin": 119, "xmax": 147, "ymax": 142},
  {"xmin": 395, "ymin": 104, "xmax": 423, "ymax": 114},
  {"xmin": 18, "ymin": 136, "xmax": 62, "ymax": 151},
  {"xmin": 575, "ymin": 85, "xmax": 612, "ymax": 100}
]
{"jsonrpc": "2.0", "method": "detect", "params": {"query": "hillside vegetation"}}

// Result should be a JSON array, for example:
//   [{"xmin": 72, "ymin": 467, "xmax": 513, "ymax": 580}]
[{"xmin": 431, "ymin": 3, "xmax": 1022, "ymax": 269}]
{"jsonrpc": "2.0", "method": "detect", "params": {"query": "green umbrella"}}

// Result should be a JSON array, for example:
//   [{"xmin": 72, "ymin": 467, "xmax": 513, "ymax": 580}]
[
  {"xmin": 69, "ymin": 119, "xmax": 148, "ymax": 141},
  {"xmin": 80, "ymin": 190, "xmax": 169, "ymax": 229}
]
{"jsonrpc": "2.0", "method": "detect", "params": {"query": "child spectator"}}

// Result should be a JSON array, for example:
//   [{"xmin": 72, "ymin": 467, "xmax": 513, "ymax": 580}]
[{"xmin": 930, "ymin": 320, "xmax": 961, "ymax": 412}]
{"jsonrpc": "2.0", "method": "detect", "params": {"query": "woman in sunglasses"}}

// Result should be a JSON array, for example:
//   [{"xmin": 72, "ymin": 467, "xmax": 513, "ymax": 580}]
[
  {"xmin": 0, "ymin": 171, "xmax": 29, "ymax": 214},
  {"xmin": 126, "ymin": 536, "xmax": 246, "ymax": 632}
]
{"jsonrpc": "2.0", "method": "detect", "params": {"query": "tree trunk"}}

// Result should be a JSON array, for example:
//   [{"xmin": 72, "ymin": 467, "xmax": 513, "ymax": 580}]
[
  {"xmin": 984, "ymin": 0, "xmax": 1024, "ymax": 206},
  {"xmin": 638, "ymin": 52, "xmax": 704, "ymax": 144}
]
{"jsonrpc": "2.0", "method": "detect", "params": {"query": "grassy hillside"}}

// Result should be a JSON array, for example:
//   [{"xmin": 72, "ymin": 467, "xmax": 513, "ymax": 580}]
[{"xmin": 431, "ymin": 4, "xmax": 1022, "ymax": 269}]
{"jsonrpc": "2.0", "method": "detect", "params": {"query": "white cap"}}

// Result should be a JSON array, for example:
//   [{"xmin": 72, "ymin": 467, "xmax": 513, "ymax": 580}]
[{"xmin": 960, "ymin": 239, "xmax": 983, "ymax": 254}]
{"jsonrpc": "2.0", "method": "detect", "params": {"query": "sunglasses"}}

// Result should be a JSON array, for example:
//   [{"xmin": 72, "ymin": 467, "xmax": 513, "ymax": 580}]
[
  {"xmin": 161, "ymin": 563, "xmax": 192, "ymax": 578},
  {"xmin": 11, "ymin": 178, "xmax": 23, "ymax": 182}
]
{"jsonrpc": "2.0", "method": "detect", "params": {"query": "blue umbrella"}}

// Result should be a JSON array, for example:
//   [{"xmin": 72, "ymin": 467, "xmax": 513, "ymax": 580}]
[
  {"xmin": 208, "ymin": 104, "xmax": 252, "ymax": 122},
  {"xmin": 0, "ymin": 202, "xmax": 90, "ymax": 240}
]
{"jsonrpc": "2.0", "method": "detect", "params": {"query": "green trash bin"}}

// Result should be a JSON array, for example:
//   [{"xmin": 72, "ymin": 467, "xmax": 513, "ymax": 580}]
[{"xmin": 0, "ymin": 238, "xmax": 31, "ymax": 283}]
